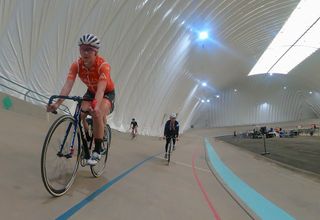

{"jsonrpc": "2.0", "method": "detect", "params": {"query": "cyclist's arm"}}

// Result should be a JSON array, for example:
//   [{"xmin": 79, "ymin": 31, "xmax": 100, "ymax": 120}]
[
  {"xmin": 163, "ymin": 121, "xmax": 168, "ymax": 137},
  {"xmin": 94, "ymin": 63, "xmax": 110, "ymax": 109},
  {"xmin": 46, "ymin": 79, "xmax": 74, "ymax": 112},
  {"xmin": 56, "ymin": 62, "xmax": 78, "ymax": 105},
  {"xmin": 94, "ymin": 80, "xmax": 107, "ymax": 109},
  {"xmin": 56, "ymin": 79, "xmax": 75, "ymax": 105},
  {"xmin": 175, "ymin": 122, "xmax": 180, "ymax": 138}
]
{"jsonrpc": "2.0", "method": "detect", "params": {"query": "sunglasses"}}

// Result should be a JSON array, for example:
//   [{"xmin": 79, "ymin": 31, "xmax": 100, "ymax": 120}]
[{"xmin": 80, "ymin": 45, "xmax": 97, "ymax": 53}]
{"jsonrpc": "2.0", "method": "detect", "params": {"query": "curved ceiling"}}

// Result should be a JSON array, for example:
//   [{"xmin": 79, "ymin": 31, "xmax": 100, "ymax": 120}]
[{"xmin": 0, "ymin": 0, "xmax": 319, "ymax": 135}]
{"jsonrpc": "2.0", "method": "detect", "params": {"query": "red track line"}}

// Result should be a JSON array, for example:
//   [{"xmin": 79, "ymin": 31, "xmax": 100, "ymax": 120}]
[{"xmin": 192, "ymin": 146, "xmax": 221, "ymax": 220}]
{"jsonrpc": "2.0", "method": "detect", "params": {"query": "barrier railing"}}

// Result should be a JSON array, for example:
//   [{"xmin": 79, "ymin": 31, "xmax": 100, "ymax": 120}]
[{"xmin": 0, "ymin": 75, "xmax": 71, "ymax": 115}]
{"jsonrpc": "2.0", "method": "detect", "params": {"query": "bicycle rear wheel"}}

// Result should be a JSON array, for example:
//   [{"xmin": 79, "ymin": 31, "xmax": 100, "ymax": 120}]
[
  {"xmin": 41, "ymin": 115, "xmax": 80, "ymax": 196},
  {"xmin": 90, "ymin": 124, "xmax": 111, "ymax": 177},
  {"xmin": 106, "ymin": 123, "xmax": 112, "ymax": 145}
]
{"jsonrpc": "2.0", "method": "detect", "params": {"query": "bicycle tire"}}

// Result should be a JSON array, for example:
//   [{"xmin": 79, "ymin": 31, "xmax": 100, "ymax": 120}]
[
  {"xmin": 90, "ymin": 124, "xmax": 111, "ymax": 177},
  {"xmin": 167, "ymin": 139, "xmax": 172, "ymax": 165},
  {"xmin": 41, "ymin": 115, "xmax": 80, "ymax": 196},
  {"xmin": 106, "ymin": 124, "xmax": 112, "ymax": 144}
]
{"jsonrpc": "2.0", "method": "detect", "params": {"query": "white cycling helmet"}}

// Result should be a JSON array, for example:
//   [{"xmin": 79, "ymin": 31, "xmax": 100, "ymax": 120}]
[
  {"xmin": 78, "ymin": 34, "xmax": 100, "ymax": 49},
  {"xmin": 170, "ymin": 113, "xmax": 177, "ymax": 118}
]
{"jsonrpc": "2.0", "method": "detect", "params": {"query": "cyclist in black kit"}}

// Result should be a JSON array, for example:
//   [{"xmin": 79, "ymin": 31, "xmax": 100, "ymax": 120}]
[
  {"xmin": 130, "ymin": 118, "xmax": 138, "ymax": 138},
  {"xmin": 163, "ymin": 113, "xmax": 179, "ymax": 158}
]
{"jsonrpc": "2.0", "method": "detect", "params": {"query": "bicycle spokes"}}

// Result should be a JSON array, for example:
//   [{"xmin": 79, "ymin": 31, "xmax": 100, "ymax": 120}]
[{"xmin": 41, "ymin": 115, "xmax": 80, "ymax": 197}]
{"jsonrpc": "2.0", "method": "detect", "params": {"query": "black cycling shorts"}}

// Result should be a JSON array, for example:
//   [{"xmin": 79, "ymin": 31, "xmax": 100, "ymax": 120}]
[{"xmin": 83, "ymin": 89, "xmax": 115, "ymax": 114}]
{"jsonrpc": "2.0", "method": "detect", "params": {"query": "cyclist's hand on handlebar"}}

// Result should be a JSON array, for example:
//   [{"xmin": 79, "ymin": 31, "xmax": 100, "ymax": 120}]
[
  {"xmin": 89, "ymin": 99, "xmax": 100, "ymax": 117},
  {"xmin": 176, "ymin": 137, "xmax": 179, "ymax": 141},
  {"xmin": 46, "ymin": 103, "xmax": 59, "ymax": 113}
]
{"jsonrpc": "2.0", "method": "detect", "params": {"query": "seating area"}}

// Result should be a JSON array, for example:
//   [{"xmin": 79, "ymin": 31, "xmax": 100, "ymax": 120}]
[{"xmin": 242, "ymin": 124, "xmax": 318, "ymax": 140}]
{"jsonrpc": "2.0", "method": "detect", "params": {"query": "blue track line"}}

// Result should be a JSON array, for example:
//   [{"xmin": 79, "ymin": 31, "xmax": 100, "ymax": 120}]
[
  {"xmin": 205, "ymin": 138, "xmax": 295, "ymax": 220},
  {"xmin": 56, "ymin": 152, "xmax": 161, "ymax": 220}
]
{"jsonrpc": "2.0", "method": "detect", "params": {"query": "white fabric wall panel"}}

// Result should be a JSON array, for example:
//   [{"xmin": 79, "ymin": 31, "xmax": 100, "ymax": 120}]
[
  {"xmin": 0, "ymin": 0, "xmax": 317, "ymax": 135},
  {"xmin": 304, "ymin": 92, "xmax": 320, "ymax": 118},
  {"xmin": 191, "ymin": 89, "xmax": 317, "ymax": 128},
  {"xmin": 0, "ymin": 0, "xmax": 200, "ymax": 136}
]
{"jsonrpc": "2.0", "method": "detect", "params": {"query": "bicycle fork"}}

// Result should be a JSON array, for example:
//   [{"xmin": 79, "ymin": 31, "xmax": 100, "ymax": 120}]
[{"xmin": 57, "ymin": 121, "xmax": 77, "ymax": 159}]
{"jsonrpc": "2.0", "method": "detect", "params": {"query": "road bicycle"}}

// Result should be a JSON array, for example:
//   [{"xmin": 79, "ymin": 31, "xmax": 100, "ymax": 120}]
[
  {"xmin": 41, "ymin": 95, "xmax": 111, "ymax": 196},
  {"xmin": 165, "ymin": 136, "xmax": 175, "ymax": 165},
  {"xmin": 131, "ymin": 128, "xmax": 137, "ymax": 139}
]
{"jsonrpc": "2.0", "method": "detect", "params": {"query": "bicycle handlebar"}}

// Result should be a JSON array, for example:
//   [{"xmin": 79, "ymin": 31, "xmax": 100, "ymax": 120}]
[
  {"xmin": 48, "ymin": 95, "xmax": 94, "ymax": 114},
  {"xmin": 48, "ymin": 95, "xmax": 83, "ymax": 105}
]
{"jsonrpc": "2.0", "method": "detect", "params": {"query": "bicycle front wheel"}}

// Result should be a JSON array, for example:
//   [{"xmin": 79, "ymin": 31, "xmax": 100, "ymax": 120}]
[
  {"xmin": 167, "ymin": 139, "xmax": 172, "ymax": 165},
  {"xmin": 41, "ymin": 115, "xmax": 80, "ymax": 196},
  {"xmin": 90, "ymin": 124, "xmax": 111, "ymax": 177}
]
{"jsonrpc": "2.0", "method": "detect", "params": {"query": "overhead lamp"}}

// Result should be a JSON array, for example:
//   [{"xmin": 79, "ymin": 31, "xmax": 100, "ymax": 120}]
[
  {"xmin": 248, "ymin": 0, "xmax": 320, "ymax": 75},
  {"xmin": 199, "ymin": 31, "xmax": 208, "ymax": 40}
]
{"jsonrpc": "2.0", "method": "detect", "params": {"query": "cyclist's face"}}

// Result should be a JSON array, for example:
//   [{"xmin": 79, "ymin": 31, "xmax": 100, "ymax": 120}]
[{"xmin": 80, "ymin": 45, "xmax": 97, "ymax": 66}]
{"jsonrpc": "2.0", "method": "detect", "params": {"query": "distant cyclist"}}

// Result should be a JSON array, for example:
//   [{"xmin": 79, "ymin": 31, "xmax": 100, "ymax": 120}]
[
  {"xmin": 47, "ymin": 34, "xmax": 115, "ymax": 165},
  {"xmin": 130, "ymin": 118, "xmax": 138, "ymax": 138},
  {"xmin": 163, "ymin": 113, "xmax": 179, "ymax": 158}
]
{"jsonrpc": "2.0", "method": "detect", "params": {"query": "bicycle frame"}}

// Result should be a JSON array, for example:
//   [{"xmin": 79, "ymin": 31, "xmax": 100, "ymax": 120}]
[
  {"xmin": 166, "ymin": 135, "xmax": 176, "ymax": 165},
  {"xmin": 131, "ymin": 127, "xmax": 137, "ymax": 139},
  {"xmin": 61, "ymin": 104, "xmax": 80, "ymax": 156},
  {"xmin": 49, "ymin": 95, "xmax": 89, "ymax": 159}
]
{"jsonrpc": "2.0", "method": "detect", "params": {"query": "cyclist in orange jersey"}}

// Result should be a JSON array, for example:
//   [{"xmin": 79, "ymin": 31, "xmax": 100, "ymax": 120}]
[{"xmin": 47, "ymin": 34, "xmax": 115, "ymax": 165}]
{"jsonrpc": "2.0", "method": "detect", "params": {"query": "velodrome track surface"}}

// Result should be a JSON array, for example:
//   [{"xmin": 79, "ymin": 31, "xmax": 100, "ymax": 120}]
[{"xmin": 1, "ymin": 106, "xmax": 319, "ymax": 220}]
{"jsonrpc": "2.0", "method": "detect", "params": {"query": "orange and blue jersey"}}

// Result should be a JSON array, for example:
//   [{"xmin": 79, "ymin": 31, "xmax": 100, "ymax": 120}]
[{"xmin": 67, "ymin": 55, "xmax": 114, "ymax": 94}]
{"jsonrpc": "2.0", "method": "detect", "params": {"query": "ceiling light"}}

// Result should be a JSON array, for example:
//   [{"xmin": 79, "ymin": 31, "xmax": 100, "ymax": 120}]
[
  {"xmin": 199, "ymin": 31, "xmax": 208, "ymax": 40},
  {"xmin": 249, "ymin": 0, "xmax": 320, "ymax": 76}
]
